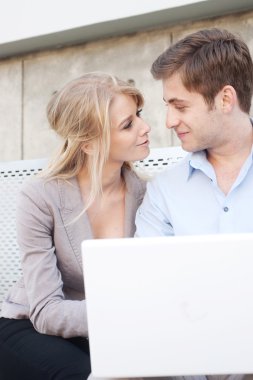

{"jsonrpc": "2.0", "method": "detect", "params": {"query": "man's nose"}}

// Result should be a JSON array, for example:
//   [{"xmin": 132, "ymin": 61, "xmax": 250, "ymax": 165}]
[{"xmin": 166, "ymin": 109, "xmax": 180, "ymax": 129}]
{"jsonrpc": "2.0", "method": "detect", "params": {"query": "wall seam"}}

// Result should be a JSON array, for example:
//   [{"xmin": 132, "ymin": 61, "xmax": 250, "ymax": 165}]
[{"xmin": 21, "ymin": 60, "xmax": 24, "ymax": 159}]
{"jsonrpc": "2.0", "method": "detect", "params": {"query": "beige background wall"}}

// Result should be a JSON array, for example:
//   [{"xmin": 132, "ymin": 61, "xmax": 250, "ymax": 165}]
[{"xmin": 1, "ymin": 10, "xmax": 253, "ymax": 162}]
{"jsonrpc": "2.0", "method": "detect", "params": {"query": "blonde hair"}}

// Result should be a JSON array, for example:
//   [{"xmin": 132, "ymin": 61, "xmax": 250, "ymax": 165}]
[{"xmin": 43, "ymin": 72, "xmax": 144, "ymax": 210}]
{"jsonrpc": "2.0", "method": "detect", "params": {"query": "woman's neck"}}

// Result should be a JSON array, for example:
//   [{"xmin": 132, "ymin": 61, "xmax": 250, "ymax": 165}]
[{"xmin": 77, "ymin": 162, "xmax": 125, "ymax": 195}]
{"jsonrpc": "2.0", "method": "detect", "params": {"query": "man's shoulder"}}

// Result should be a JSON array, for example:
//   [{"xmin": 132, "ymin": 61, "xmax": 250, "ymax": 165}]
[{"xmin": 154, "ymin": 155, "xmax": 190, "ymax": 182}]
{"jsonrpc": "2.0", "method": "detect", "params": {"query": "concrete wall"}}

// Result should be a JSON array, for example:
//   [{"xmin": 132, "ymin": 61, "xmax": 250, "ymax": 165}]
[{"xmin": 1, "ymin": 9, "xmax": 253, "ymax": 161}]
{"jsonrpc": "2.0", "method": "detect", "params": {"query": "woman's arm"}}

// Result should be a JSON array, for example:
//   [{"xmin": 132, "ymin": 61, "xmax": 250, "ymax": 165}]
[{"xmin": 17, "ymin": 179, "xmax": 88, "ymax": 338}]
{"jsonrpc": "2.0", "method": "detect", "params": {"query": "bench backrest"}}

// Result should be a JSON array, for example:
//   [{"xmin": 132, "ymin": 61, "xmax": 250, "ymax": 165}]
[{"xmin": 0, "ymin": 146, "xmax": 187, "ymax": 310}]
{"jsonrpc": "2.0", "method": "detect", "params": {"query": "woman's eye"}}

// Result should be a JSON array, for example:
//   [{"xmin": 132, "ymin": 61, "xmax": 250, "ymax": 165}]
[
  {"xmin": 123, "ymin": 121, "xmax": 133, "ymax": 129},
  {"xmin": 136, "ymin": 109, "xmax": 142, "ymax": 117},
  {"xmin": 122, "ymin": 109, "xmax": 142, "ymax": 129}
]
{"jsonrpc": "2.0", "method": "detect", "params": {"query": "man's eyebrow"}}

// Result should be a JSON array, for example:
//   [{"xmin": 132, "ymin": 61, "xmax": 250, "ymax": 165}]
[{"xmin": 163, "ymin": 97, "xmax": 187, "ymax": 104}]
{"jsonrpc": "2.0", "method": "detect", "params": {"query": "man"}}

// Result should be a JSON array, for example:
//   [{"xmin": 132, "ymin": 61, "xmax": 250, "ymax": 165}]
[
  {"xmin": 135, "ymin": 28, "xmax": 253, "ymax": 237},
  {"xmin": 135, "ymin": 27, "xmax": 253, "ymax": 380}
]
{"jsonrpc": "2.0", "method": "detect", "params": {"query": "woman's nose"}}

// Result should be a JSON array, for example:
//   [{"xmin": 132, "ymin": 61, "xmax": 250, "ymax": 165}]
[{"xmin": 140, "ymin": 119, "xmax": 151, "ymax": 135}]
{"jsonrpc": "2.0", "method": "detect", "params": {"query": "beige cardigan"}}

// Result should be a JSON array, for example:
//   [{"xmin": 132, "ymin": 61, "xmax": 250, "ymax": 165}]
[{"xmin": 1, "ymin": 168, "xmax": 146, "ymax": 338}]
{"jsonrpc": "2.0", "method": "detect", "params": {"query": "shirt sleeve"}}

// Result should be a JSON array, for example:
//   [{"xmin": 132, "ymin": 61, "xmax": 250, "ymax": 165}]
[
  {"xmin": 135, "ymin": 176, "xmax": 174, "ymax": 237},
  {"xmin": 16, "ymin": 179, "xmax": 88, "ymax": 338}
]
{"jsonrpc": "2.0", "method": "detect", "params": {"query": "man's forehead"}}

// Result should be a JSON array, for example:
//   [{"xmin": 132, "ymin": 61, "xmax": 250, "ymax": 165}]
[
  {"xmin": 163, "ymin": 75, "xmax": 189, "ymax": 95},
  {"xmin": 162, "ymin": 76, "xmax": 202, "ymax": 104}
]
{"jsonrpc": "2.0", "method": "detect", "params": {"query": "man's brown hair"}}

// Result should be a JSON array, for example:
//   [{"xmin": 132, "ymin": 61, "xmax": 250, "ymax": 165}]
[{"xmin": 151, "ymin": 28, "xmax": 253, "ymax": 113}]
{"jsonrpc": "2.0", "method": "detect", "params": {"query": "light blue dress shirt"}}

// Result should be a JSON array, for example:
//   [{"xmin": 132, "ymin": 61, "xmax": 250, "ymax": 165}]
[{"xmin": 135, "ymin": 148, "xmax": 253, "ymax": 236}]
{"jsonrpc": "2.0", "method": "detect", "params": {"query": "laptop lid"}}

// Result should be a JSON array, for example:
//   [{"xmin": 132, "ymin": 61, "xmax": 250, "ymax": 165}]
[{"xmin": 82, "ymin": 234, "xmax": 253, "ymax": 378}]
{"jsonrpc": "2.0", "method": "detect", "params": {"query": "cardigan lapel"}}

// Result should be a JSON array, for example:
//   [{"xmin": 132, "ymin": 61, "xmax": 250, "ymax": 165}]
[
  {"xmin": 58, "ymin": 176, "xmax": 93, "ymax": 269},
  {"xmin": 123, "ymin": 168, "xmax": 145, "ymax": 237},
  {"xmin": 58, "ymin": 169, "xmax": 145, "ymax": 262}
]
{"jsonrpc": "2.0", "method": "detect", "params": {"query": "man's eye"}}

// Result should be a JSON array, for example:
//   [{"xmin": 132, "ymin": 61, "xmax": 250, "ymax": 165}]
[{"xmin": 175, "ymin": 106, "xmax": 186, "ymax": 111}]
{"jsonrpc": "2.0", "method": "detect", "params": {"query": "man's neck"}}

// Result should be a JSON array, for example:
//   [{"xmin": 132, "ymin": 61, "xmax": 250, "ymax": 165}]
[{"xmin": 206, "ymin": 117, "xmax": 253, "ymax": 194}]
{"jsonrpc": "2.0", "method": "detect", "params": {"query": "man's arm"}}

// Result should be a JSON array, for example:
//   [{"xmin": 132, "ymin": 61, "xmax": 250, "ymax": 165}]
[{"xmin": 135, "ymin": 177, "xmax": 174, "ymax": 237}]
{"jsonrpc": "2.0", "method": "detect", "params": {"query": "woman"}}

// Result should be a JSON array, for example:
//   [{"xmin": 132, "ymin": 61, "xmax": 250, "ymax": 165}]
[{"xmin": 0, "ymin": 72, "xmax": 150, "ymax": 380}]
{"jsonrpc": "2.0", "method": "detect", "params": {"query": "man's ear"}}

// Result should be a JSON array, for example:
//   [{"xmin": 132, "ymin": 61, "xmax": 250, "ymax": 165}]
[{"xmin": 220, "ymin": 85, "xmax": 237, "ymax": 113}]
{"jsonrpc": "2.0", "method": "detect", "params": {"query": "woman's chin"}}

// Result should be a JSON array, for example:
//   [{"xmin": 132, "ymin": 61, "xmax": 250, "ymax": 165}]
[{"xmin": 133, "ymin": 147, "xmax": 150, "ymax": 162}]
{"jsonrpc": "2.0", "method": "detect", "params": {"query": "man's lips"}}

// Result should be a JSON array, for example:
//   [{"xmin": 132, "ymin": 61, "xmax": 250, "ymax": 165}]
[{"xmin": 177, "ymin": 131, "xmax": 189, "ymax": 139}]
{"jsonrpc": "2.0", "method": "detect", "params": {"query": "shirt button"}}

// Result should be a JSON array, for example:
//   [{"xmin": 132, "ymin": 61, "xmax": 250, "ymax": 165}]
[{"xmin": 223, "ymin": 207, "xmax": 229, "ymax": 212}]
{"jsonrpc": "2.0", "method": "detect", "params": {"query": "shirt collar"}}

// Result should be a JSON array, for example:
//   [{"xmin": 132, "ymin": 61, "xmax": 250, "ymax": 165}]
[
  {"xmin": 186, "ymin": 116, "xmax": 253, "ymax": 181},
  {"xmin": 187, "ymin": 150, "xmax": 215, "ymax": 180}
]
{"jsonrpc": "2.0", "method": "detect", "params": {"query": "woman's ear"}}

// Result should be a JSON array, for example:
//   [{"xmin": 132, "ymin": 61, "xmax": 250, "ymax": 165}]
[
  {"xmin": 220, "ymin": 85, "xmax": 237, "ymax": 113},
  {"xmin": 81, "ymin": 142, "xmax": 94, "ymax": 155}
]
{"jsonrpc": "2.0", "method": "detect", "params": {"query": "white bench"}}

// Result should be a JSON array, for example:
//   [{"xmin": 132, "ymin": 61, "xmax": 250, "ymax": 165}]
[{"xmin": 0, "ymin": 146, "xmax": 187, "ymax": 310}]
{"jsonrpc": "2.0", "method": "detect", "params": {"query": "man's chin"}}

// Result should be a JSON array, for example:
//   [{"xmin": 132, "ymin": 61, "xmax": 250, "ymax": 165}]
[{"xmin": 181, "ymin": 142, "xmax": 203, "ymax": 153}]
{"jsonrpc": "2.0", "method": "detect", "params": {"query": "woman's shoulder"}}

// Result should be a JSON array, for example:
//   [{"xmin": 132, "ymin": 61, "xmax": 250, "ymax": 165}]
[
  {"xmin": 19, "ymin": 175, "xmax": 80, "ymax": 211},
  {"xmin": 18, "ymin": 175, "xmax": 67, "ymax": 211},
  {"xmin": 123, "ymin": 167, "xmax": 147, "ymax": 197},
  {"xmin": 20, "ymin": 175, "xmax": 58, "ymax": 196}
]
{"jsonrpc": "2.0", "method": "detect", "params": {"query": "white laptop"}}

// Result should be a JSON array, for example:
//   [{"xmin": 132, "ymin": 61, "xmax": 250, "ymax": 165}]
[{"xmin": 81, "ymin": 234, "xmax": 253, "ymax": 378}]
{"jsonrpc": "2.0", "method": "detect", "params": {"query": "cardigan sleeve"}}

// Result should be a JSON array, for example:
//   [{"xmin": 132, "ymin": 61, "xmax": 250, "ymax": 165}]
[{"xmin": 16, "ymin": 178, "xmax": 88, "ymax": 338}]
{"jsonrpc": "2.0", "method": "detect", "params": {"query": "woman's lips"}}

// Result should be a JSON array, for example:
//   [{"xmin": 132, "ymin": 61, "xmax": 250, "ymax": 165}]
[{"xmin": 137, "ymin": 139, "xmax": 149, "ymax": 146}]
